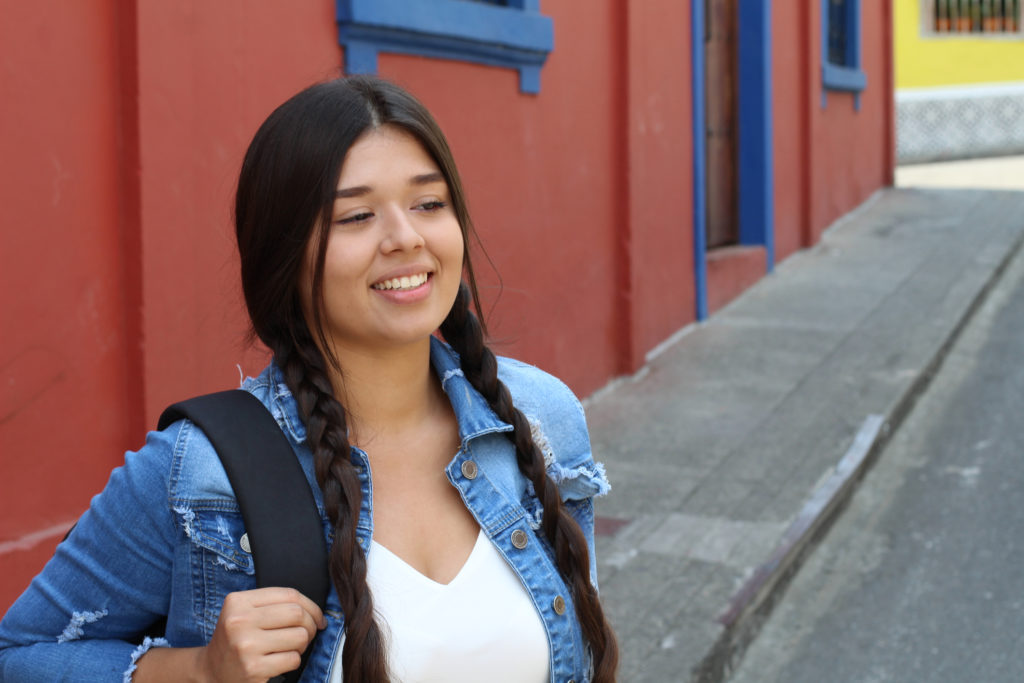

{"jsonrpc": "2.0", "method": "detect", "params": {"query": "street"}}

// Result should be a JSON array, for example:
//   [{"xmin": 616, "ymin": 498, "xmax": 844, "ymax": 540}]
[{"xmin": 728, "ymin": 204, "xmax": 1024, "ymax": 682}]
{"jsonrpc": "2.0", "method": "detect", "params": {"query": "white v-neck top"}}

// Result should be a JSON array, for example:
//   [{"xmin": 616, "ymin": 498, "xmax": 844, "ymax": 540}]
[{"xmin": 328, "ymin": 529, "xmax": 550, "ymax": 682}]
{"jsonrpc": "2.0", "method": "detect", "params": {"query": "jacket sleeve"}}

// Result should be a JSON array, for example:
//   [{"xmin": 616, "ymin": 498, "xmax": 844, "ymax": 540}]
[{"xmin": 0, "ymin": 425, "xmax": 181, "ymax": 682}]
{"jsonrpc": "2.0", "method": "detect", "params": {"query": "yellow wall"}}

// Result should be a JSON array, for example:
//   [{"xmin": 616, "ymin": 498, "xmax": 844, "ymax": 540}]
[{"xmin": 896, "ymin": 0, "xmax": 1024, "ymax": 88}]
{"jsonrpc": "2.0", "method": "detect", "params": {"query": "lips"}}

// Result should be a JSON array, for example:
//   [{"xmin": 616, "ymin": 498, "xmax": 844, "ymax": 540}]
[{"xmin": 371, "ymin": 272, "xmax": 430, "ymax": 291}]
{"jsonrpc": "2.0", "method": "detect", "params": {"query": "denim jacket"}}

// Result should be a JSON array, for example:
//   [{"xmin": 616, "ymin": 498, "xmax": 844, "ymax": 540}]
[{"xmin": 0, "ymin": 338, "xmax": 610, "ymax": 683}]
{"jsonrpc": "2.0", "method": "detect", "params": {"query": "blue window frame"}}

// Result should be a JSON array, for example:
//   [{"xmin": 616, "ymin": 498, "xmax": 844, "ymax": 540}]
[
  {"xmin": 820, "ymin": 0, "xmax": 867, "ymax": 109},
  {"xmin": 336, "ymin": 0, "xmax": 554, "ymax": 94}
]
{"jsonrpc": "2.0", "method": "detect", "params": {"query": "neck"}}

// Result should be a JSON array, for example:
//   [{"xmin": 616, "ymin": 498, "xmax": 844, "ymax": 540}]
[{"xmin": 324, "ymin": 338, "xmax": 443, "ymax": 446}]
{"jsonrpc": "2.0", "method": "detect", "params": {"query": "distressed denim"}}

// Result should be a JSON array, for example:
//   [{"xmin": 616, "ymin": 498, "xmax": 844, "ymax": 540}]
[{"xmin": 0, "ymin": 338, "xmax": 610, "ymax": 682}]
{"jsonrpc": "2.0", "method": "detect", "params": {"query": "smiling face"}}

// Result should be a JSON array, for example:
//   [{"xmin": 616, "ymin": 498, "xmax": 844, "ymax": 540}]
[{"xmin": 302, "ymin": 125, "xmax": 465, "ymax": 357}]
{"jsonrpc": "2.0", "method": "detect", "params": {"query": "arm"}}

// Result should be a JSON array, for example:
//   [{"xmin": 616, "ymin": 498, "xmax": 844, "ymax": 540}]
[
  {"xmin": 0, "ymin": 423, "xmax": 325, "ymax": 683},
  {"xmin": 132, "ymin": 588, "xmax": 325, "ymax": 683},
  {"xmin": 0, "ymin": 426, "xmax": 180, "ymax": 682}
]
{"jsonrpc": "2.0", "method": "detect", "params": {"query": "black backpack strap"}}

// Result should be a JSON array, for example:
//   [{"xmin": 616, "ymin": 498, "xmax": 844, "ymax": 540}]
[{"xmin": 159, "ymin": 390, "xmax": 329, "ymax": 683}]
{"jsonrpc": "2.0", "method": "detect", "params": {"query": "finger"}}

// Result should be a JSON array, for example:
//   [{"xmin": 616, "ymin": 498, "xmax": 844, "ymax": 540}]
[
  {"xmin": 223, "ymin": 624, "xmax": 312, "ymax": 665},
  {"xmin": 247, "ymin": 587, "xmax": 326, "ymax": 629},
  {"xmin": 258, "ymin": 650, "xmax": 304, "ymax": 678},
  {"xmin": 265, "ymin": 625, "xmax": 318, "ymax": 655},
  {"xmin": 253, "ymin": 602, "xmax": 320, "ymax": 641}
]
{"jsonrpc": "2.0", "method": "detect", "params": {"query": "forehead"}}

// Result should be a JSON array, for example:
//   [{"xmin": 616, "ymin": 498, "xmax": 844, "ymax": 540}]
[{"xmin": 337, "ymin": 125, "xmax": 440, "ymax": 187}]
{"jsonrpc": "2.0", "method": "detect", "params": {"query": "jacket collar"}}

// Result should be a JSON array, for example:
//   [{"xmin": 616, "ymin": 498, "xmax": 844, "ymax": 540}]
[
  {"xmin": 429, "ymin": 336, "xmax": 514, "ymax": 446},
  {"xmin": 264, "ymin": 337, "xmax": 512, "ymax": 447}
]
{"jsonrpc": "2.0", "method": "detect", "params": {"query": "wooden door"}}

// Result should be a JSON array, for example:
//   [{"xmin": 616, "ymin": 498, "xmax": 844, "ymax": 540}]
[{"xmin": 705, "ymin": 0, "xmax": 738, "ymax": 248}]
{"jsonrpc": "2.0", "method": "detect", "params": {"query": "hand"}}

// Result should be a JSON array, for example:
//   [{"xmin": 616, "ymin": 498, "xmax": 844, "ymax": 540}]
[{"xmin": 196, "ymin": 587, "xmax": 327, "ymax": 683}]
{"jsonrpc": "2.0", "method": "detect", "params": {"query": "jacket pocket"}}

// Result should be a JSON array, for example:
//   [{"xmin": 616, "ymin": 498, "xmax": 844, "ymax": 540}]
[{"xmin": 183, "ymin": 507, "xmax": 256, "ymax": 638}]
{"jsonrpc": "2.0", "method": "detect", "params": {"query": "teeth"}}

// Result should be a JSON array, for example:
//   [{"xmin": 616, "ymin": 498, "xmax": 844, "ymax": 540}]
[{"xmin": 372, "ymin": 273, "xmax": 429, "ymax": 291}]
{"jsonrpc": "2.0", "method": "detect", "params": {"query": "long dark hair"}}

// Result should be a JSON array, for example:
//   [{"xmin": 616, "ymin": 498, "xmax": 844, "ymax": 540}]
[{"xmin": 235, "ymin": 75, "xmax": 617, "ymax": 682}]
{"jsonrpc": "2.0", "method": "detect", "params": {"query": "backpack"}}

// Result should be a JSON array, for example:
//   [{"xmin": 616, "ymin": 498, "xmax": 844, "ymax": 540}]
[{"xmin": 156, "ymin": 390, "xmax": 330, "ymax": 683}]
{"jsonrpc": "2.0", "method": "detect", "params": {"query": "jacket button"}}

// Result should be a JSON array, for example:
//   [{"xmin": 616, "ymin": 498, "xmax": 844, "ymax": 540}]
[
  {"xmin": 460, "ymin": 460, "xmax": 478, "ymax": 480},
  {"xmin": 553, "ymin": 595, "xmax": 567, "ymax": 615},
  {"xmin": 239, "ymin": 533, "xmax": 251, "ymax": 553},
  {"xmin": 510, "ymin": 529, "xmax": 529, "ymax": 549}
]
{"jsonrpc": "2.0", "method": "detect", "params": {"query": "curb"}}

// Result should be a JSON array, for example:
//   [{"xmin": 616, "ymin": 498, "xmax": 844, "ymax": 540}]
[{"xmin": 689, "ymin": 226, "xmax": 1024, "ymax": 683}]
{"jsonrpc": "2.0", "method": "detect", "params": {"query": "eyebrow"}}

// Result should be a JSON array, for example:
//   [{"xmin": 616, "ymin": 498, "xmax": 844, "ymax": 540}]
[{"xmin": 334, "ymin": 172, "xmax": 446, "ymax": 199}]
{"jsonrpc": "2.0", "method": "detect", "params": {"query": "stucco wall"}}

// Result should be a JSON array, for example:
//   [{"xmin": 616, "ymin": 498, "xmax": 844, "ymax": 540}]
[
  {"xmin": 0, "ymin": 0, "xmax": 891, "ymax": 611},
  {"xmin": 773, "ymin": 0, "xmax": 894, "ymax": 263},
  {"xmin": 1, "ymin": 0, "xmax": 697, "ymax": 609}
]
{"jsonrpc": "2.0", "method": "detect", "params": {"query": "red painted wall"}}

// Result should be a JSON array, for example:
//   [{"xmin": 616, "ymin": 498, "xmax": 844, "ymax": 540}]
[
  {"xmin": 809, "ymin": 0, "xmax": 892, "ymax": 241},
  {"xmin": 0, "ymin": 1, "xmax": 345, "ymax": 611},
  {"xmin": 624, "ymin": 0, "xmax": 696, "ymax": 367},
  {"xmin": 772, "ymin": 1, "xmax": 813, "ymax": 261},
  {"xmin": 773, "ymin": 0, "xmax": 894, "ymax": 263},
  {"xmin": 0, "ymin": 0, "xmax": 692, "ymax": 610},
  {"xmin": 1, "ymin": 0, "xmax": 890, "ymax": 611},
  {"xmin": 133, "ymin": 1, "xmax": 342, "ymax": 424},
  {"xmin": 1, "ymin": 0, "xmax": 134, "ymax": 610}
]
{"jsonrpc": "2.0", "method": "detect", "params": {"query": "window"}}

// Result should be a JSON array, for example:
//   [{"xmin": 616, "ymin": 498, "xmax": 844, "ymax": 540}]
[
  {"xmin": 336, "ymin": 0, "xmax": 554, "ymax": 94},
  {"xmin": 924, "ymin": 0, "xmax": 1022, "ymax": 36},
  {"xmin": 821, "ymin": 0, "xmax": 867, "ymax": 108}
]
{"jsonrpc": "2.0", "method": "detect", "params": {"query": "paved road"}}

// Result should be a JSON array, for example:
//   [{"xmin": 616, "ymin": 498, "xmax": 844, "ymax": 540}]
[{"xmin": 728, "ymin": 233, "xmax": 1024, "ymax": 682}]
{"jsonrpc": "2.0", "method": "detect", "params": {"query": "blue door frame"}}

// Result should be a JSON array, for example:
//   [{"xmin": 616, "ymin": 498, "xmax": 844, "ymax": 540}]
[{"xmin": 691, "ymin": 0, "xmax": 774, "ymax": 321}]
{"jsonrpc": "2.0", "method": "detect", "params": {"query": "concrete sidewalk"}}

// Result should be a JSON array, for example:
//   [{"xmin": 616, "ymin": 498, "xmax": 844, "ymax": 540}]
[{"xmin": 585, "ymin": 187, "xmax": 1024, "ymax": 681}]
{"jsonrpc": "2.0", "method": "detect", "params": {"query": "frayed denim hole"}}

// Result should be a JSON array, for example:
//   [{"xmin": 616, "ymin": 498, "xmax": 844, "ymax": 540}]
[
  {"xmin": 172, "ymin": 505, "xmax": 196, "ymax": 538},
  {"xmin": 520, "ymin": 487, "xmax": 544, "ymax": 531},
  {"xmin": 57, "ymin": 609, "xmax": 108, "ymax": 643}
]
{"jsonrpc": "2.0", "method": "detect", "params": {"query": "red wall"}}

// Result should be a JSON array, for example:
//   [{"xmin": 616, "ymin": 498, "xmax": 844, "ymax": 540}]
[
  {"xmin": 134, "ymin": 2, "xmax": 342, "ymax": 423},
  {"xmin": 1, "ymin": 0, "xmax": 134, "ymax": 610},
  {"xmin": 1, "ymin": 0, "xmax": 890, "ymax": 611},
  {"xmin": 625, "ymin": 0, "xmax": 696, "ymax": 367},
  {"xmin": 773, "ymin": 0, "xmax": 894, "ymax": 263},
  {"xmin": 0, "ymin": 1, "xmax": 345, "ymax": 611},
  {"xmin": 772, "ymin": 1, "xmax": 813, "ymax": 261}
]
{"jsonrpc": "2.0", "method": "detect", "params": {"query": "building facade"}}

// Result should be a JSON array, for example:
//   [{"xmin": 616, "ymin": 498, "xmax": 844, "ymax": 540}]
[
  {"xmin": 896, "ymin": 0, "xmax": 1024, "ymax": 162},
  {"xmin": 0, "ymin": 1, "xmax": 893, "ymax": 610}
]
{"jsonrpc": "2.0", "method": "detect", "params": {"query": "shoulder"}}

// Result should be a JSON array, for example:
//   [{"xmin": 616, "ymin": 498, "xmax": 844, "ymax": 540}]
[
  {"xmin": 497, "ymin": 356, "xmax": 581, "ymax": 411},
  {"xmin": 496, "ymin": 356, "xmax": 610, "ymax": 501},
  {"xmin": 163, "ymin": 362, "xmax": 303, "ymax": 500},
  {"xmin": 496, "ymin": 356, "xmax": 586, "ymax": 445},
  {"xmin": 239, "ymin": 362, "xmax": 307, "ymax": 444}
]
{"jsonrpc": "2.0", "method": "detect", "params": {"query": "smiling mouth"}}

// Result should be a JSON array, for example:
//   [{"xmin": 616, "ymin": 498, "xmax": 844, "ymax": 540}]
[{"xmin": 371, "ymin": 272, "xmax": 430, "ymax": 291}]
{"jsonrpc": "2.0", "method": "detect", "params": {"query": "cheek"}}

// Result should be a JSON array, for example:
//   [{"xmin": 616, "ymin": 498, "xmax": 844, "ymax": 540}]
[
  {"xmin": 443, "ymin": 221, "xmax": 466, "ymax": 270},
  {"xmin": 321, "ymin": 234, "xmax": 371, "ymax": 286}
]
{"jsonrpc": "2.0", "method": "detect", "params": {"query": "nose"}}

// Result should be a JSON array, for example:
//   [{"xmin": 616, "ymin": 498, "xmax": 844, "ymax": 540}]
[{"xmin": 379, "ymin": 205, "xmax": 425, "ymax": 253}]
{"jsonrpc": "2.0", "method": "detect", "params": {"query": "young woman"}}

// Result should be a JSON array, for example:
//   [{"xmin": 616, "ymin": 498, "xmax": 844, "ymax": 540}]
[{"xmin": 0, "ymin": 76, "xmax": 618, "ymax": 682}]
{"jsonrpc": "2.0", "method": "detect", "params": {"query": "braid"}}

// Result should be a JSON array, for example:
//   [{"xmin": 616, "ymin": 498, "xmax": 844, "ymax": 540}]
[
  {"xmin": 440, "ymin": 284, "xmax": 619, "ymax": 682},
  {"xmin": 273, "ymin": 328, "xmax": 389, "ymax": 682}
]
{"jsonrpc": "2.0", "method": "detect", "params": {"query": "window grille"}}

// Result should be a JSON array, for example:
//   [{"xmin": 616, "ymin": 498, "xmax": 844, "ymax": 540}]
[{"xmin": 926, "ymin": 0, "xmax": 1022, "ymax": 34}]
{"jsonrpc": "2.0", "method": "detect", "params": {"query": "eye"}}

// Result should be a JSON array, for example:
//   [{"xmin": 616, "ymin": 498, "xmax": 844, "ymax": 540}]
[
  {"xmin": 336, "ymin": 211, "xmax": 374, "ymax": 225},
  {"xmin": 415, "ymin": 200, "xmax": 448, "ymax": 212}
]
